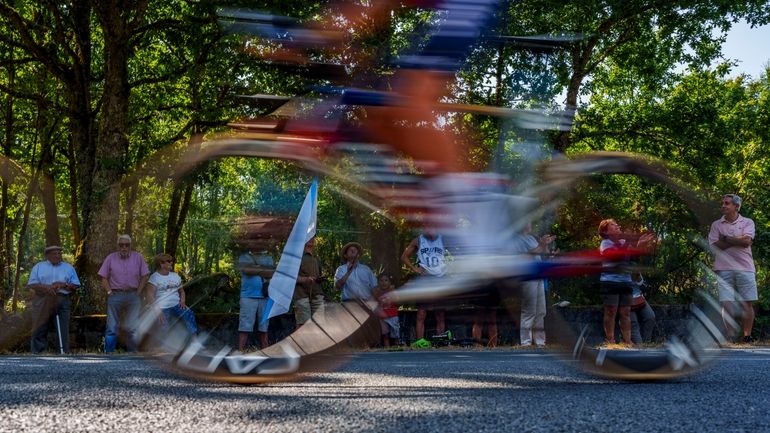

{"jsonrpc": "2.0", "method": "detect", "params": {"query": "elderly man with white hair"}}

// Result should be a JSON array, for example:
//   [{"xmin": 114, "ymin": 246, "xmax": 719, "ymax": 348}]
[
  {"xmin": 709, "ymin": 193, "xmax": 757, "ymax": 344},
  {"xmin": 98, "ymin": 234, "xmax": 150, "ymax": 353}
]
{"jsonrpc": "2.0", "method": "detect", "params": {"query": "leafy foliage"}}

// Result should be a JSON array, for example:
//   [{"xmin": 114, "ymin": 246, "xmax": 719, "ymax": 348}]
[{"xmin": 0, "ymin": 0, "xmax": 769, "ymax": 314}]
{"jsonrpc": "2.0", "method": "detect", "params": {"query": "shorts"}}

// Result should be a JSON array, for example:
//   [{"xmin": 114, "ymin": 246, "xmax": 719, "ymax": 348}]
[
  {"xmin": 716, "ymin": 270, "xmax": 757, "ymax": 302},
  {"xmin": 600, "ymin": 281, "xmax": 633, "ymax": 307},
  {"xmin": 239, "ymin": 297, "xmax": 268, "ymax": 333},
  {"xmin": 380, "ymin": 316, "xmax": 400, "ymax": 339},
  {"xmin": 412, "ymin": 275, "xmax": 454, "ymax": 310},
  {"xmin": 293, "ymin": 295, "xmax": 325, "ymax": 325}
]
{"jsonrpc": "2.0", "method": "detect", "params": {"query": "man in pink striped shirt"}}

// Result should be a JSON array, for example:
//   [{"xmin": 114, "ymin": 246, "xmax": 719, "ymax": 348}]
[
  {"xmin": 98, "ymin": 234, "xmax": 150, "ymax": 352},
  {"xmin": 708, "ymin": 194, "xmax": 757, "ymax": 344}
]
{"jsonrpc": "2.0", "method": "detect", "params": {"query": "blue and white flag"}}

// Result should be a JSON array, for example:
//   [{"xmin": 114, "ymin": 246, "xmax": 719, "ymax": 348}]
[{"xmin": 262, "ymin": 177, "xmax": 318, "ymax": 323}]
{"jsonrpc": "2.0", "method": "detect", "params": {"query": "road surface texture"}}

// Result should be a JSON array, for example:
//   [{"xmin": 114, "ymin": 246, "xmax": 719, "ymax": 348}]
[{"xmin": 1, "ymin": 348, "xmax": 768, "ymax": 432}]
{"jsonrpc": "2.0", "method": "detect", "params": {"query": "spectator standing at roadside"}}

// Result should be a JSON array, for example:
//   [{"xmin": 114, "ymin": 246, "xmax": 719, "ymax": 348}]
[
  {"xmin": 145, "ymin": 253, "xmax": 198, "ymax": 335},
  {"xmin": 400, "ymin": 229, "xmax": 447, "ymax": 340},
  {"xmin": 598, "ymin": 220, "xmax": 656, "ymax": 345},
  {"xmin": 334, "ymin": 242, "xmax": 377, "ymax": 301},
  {"xmin": 374, "ymin": 274, "xmax": 400, "ymax": 347},
  {"xmin": 512, "ymin": 223, "xmax": 554, "ymax": 347},
  {"xmin": 99, "ymin": 234, "xmax": 150, "ymax": 353},
  {"xmin": 294, "ymin": 237, "xmax": 325, "ymax": 329},
  {"xmin": 27, "ymin": 245, "xmax": 81, "ymax": 353},
  {"xmin": 708, "ymin": 193, "xmax": 757, "ymax": 343},
  {"xmin": 629, "ymin": 272, "xmax": 655, "ymax": 344},
  {"xmin": 237, "ymin": 250, "xmax": 275, "ymax": 350}
]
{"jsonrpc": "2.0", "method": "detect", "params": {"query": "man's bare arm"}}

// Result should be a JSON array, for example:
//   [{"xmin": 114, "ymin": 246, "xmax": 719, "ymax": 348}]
[
  {"xmin": 26, "ymin": 283, "xmax": 56, "ymax": 296},
  {"xmin": 400, "ymin": 238, "xmax": 423, "ymax": 274},
  {"xmin": 239, "ymin": 263, "xmax": 275, "ymax": 279},
  {"xmin": 145, "ymin": 282, "xmax": 157, "ymax": 304},
  {"xmin": 715, "ymin": 235, "xmax": 753, "ymax": 249},
  {"xmin": 335, "ymin": 259, "xmax": 357, "ymax": 290},
  {"xmin": 101, "ymin": 277, "xmax": 112, "ymax": 294},
  {"xmin": 257, "ymin": 268, "xmax": 275, "ymax": 279},
  {"xmin": 179, "ymin": 287, "xmax": 187, "ymax": 308},
  {"xmin": 138, "ymin": 274, "xmax": 150, "ymax": 297}
]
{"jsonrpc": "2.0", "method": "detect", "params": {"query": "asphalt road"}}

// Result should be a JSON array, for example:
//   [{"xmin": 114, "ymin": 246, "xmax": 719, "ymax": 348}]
[{"xmin": 1, "ymin": 348, "xmax": 769, "ymax": 432}]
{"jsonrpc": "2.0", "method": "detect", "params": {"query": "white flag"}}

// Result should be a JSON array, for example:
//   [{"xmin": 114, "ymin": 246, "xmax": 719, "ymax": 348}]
[{"xmin": 262, "ymin": 178, "xmax": 318, "ymax": 323}]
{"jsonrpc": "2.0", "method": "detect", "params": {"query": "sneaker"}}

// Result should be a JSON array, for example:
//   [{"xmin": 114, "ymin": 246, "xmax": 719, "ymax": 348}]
[
  {"xmin": 742, "ymin": 335, "xmax": 755, "ymax": 344},
  {"xmin": 430, "ymin": 330, "xmax": 453, "ymax": 341}
]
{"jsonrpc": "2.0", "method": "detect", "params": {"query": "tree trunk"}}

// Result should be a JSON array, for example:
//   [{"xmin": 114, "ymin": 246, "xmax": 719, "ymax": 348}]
[
  {"xmin": 10, "ymin": 96, "xmax": 45, "ymax": 311},
  {"xmin": 165, "ymin": 180, "xmax": 194, "ymax": 257},
  {"xmin": 164, "ymin": 133, "xmax": 202, "ymax": 257},
  {"xmin": 553, "ymin": 42, "xmax": 593, "ymax": 153},
  {"xmin": 40, "ymin": 173, "xmax": 60, "ymax": 246},
  {"xmin": 491, "ymin": 42, "xmax": 507, "ymax": 172},
  {"xmin": 0, "ymin": 182, "xmax": 8, "ymax": 303},
  {"xmin": 165, "ymin": 182, "xmax": 183, "ymax": 255},
  {"xmin": 122, "ymin": 178, "xmax": 138, "ymax": 236},
  {"xmin": 13, "ymin": 91, "xmax": 61, "ymax": 308},
  {"xmin": 79, "ymin": 3, "xmax": 138, "ymax": 312},
  {"xmin": 70, "ymin": 79, "xmax": 97, "ymax": 297},
  {"xmin": 4, "ymin": 223, "xmax": 11, "ymax": 295},
  {"xmin": 39, "ymin": 131, "xmax": 61, "ymax": 246},
  {"xmin": 369, "ymin": 219, "xmax": 400, "ymax": 285},
  {"xmin": 66, "ymin": 137, "xmax": 81, "ymax": 247},
  {"xmin": 0, "ymin": 44, "xmax": 14, "ymax": 307},
  {"xmin": 553, "ymin": 74, "xmax": 582, "ymax": 153},
  {"xmin": 68, "ymin": 0, "xmax": 90, "ymax": 255},
  {"xmin": 190, "ymin": 235, "xmax": 199, "ymax": 273},
  {"xmin": 203, "ymin": 239, "xmax": 213, "ymax": 273},
  {"xmin": 11, "ymin": 171, "xmax": 38, "ymax": 312}
]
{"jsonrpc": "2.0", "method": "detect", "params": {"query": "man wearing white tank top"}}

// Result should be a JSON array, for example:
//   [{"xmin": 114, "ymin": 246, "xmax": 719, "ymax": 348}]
[{"xmin": 401, "ymin": 229, "xmax": 447, "ymax": 340}]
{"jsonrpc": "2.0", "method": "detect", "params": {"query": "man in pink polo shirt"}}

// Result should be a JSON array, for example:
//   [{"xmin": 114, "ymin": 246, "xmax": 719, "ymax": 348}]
[
  {"xmin": 98, "ymin": 234, "xmax": 150, "ymax": 353},
  {"xmin": 708, "ymin": 194, "xmax": 757, "ymax": 344}
]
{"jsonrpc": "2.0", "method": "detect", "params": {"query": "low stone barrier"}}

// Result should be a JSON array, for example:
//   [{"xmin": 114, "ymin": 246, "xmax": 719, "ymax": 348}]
[
  {"xmin": 7, "ymin": 304, "xmax": 699, "ymax": 352},
  {"xmin": 549, "ymin": 304, "xmax": 693, "ymax": 346}
]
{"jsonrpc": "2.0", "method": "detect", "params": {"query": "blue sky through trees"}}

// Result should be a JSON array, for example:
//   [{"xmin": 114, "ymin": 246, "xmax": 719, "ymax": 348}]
[{"xmin": 722, "ymin": 19, "xmax": 770, "ymax": 78}]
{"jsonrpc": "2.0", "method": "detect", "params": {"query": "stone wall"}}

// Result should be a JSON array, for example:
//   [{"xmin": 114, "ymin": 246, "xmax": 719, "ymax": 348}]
[{"xmin": 10, "ymin": 304, "xmax": 700, "ymax": 352}]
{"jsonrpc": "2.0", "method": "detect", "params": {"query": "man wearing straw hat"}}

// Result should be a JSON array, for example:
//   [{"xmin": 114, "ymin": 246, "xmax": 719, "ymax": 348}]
[
  {"xmin": 27, "ymin": 245, "xmax": 81, "ymax": 354},
  {"xmin": 334, "ymin": 241, "xmax": 377, "ymax": 302}
]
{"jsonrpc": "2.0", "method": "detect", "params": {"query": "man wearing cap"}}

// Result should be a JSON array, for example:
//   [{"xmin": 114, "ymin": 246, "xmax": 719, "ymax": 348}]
[
  {"xmin": 334, "ymin": 242, "xmax": 377, "ymax": 301},
  {"xmin": 27, "ymin": 245, "xmax": 81, "ymax": 353},
  {"xmin": 98, "ymin": 234, "xmax": 150, "ymax": 353},
  {"xmin": 709, "ymin": 193, "xmax": 758, "ymax": 343}
]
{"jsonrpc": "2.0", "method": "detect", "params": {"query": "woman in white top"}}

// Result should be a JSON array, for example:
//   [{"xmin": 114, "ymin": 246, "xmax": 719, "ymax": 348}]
[{"xmin": 145, "ymin": 253, "xmax": 198, "ymax": 334}]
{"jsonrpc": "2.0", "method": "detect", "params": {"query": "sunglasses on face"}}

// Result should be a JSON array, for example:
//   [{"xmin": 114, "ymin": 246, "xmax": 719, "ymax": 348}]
[{"xmin": 118, "ymin": 243, "xmax": 131, "ymax": 247}]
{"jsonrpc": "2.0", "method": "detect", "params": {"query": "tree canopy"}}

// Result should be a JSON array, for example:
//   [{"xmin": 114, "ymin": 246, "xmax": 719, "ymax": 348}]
[{"xmin": 0, "ymin": 0, "xmax": 769, "ymax": 314}]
